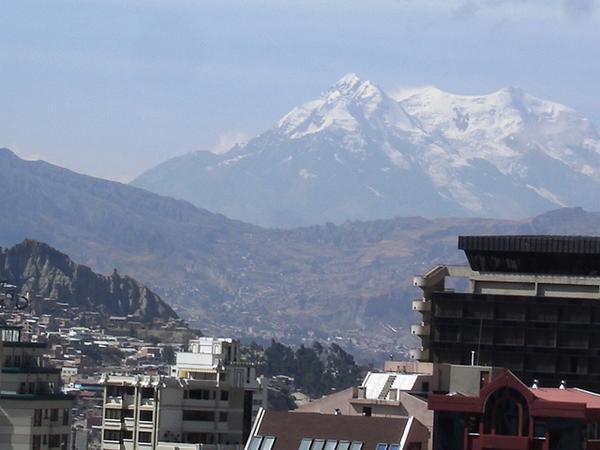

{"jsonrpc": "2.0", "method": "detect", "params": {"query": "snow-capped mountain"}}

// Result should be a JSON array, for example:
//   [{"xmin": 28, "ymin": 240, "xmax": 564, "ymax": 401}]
[{"xmin": 132, "ymin": 74, "xmax": 600, "ymax": 227}]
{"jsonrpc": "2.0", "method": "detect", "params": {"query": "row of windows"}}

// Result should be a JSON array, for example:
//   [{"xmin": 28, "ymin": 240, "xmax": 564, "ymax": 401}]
[
  {"xmin": 103, "ymin": 430, "xmax": 151, "ymax": 443},
  {"xmin": 104, "ymin": 408, "xmax": 153, "ymax": 421},
  {"xmin": 31, "ymin": 434, "xmax": 68, "ymax": 450},
  {"xmin": 5, "ymin": 354, "xmax": 41, "ymax": 368},
  {"xmin": 182, "ymin": 410, "xmax": 228, "ymax": 422},
  {"xmin": 184, "ymin": 389, "xmax": 229, "ymax": 401},
  {"xmin": 106, "ymin": 385, "xmax": 155, "ymax": 398},
  {"xmin": 33, "ymin": 409, "xmax": 69, "ymax": 426}
]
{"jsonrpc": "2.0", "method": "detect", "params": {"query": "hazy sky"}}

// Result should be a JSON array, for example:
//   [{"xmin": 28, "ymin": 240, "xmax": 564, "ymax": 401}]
[{"xmin": 1, "ymin": 0, "xmax": 599, "ymax": 181}]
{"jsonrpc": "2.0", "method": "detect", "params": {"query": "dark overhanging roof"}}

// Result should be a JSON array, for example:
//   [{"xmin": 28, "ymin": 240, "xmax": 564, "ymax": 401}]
[
  {"xmin": 458, "ymin": 235, "xmax": 600, "ymax": 276},
  {"xmin": 459, "ymin": 235, "xmax": 600, "ymax": 254}
]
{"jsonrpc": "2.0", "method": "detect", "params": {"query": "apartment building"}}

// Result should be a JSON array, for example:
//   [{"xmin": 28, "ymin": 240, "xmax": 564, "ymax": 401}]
[
  {"xmin": 411, "ymin": 235, "xmax": 600, "ymax": 391},
  {"xmin": 0, "ymin": 325, "xmax": 74, "ymax": 450},
  {"xmin": 99, "ymin": 337, "xmax": 267, "ymax": 450}
]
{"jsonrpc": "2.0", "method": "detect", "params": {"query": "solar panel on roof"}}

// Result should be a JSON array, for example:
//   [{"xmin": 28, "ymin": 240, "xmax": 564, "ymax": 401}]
[
  {"xmin": 376, "ymin": 443, "xmax": 388, "ymax": 450},
  {"xmin": 350, "ymin": 442, "xmax": 363, "ymax": 450},
  {"xmin": 262, "ymin": 436, "xmax": 276, "ymax": 450},
  {"xmin": 324, "ymin": 440, "xmax": 338, "ymax": 450},
  {"xmin": 249, "ymin": 436, "xmax": 263, "ymax": 450},
  {"xmin": 299, "ymin": 438, "xmax": 313, "ymax": 450},
  {"xmin": 337, "ymin": 440, "xmax": 350, "ymax": 450},
  {"xmin": 312, "ymin": 439, "xmax": 325, "ymax": 450}
]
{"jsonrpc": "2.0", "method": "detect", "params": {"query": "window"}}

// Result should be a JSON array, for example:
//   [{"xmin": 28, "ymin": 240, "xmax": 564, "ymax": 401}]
[
  {"xmin": 189, "ymin": 389, "xmax": 212, "ymax": 400},
  {"xmin": 122, "ymin": 409, "xmax": 134, "ymax": 418},
  {"xmin": 103, "ymin": 430, "xmax": 120, "ymax": 441},
  {"xmin": 61, "ymin": 434, "xmax": 68, "ymax": 450},
  {"xmin": 221, "ymin": 390, "xmax": 229, "ymax": 401},
  {"xmin": 182, "ymin": 410, "xmax": 215, "ymax": 421},
  {"xmin": 33, "ymin": 409, "xmax": 42, "ymax": 426},
  {"xmin": 138, "ymin": 432, "xmax": 152, "ymax": 443},
  {"xmin": 376, "ymin": 444, "xmax": 388, "ymax": 450},
  {"xmin": 350, "ymin": 442, "xmax": 363, "ymax": 450},
  {"xmin": 50, "ymin": 409, "xmax": 58, "ymax": 422},
  {"xmin": 141, "ymin": 387, "xmax": 154, "ymax": 399},
  {"xmin": 107, "ymin": 386, "xmax": 124, "ymax": 397},
  {"xmin": 123, "ymin": 430, "xmax": 133, "ymax": 440},
  {"xmin": 124, "ymin": 386, "xmax": 135, "ymax": 395},
  {"xmin": 44, "ymin": 409, "xmax": 49, "ymax": 419},
  {"xmin": 139, "ymin": 410, "xmax": 153, "ymax": 422},
  {"xmin": 105, "ymin": 408, "xmax": 121, "ymax": 420},
  {"xmin": 362, "ymin": 407, "xmax": 372, "ymax": 417},
  {"xmin": 299, "ymin": 438, "xmax": 313, "ymax": 450},
  {"xmin": 48, "ymin": 434, "xmax": 60, "ymax": 448},
  {"xmin": 324, "ymin": 440, "xmax": 338, "ymax": 450},
  {"xmin": 407, "ymin": 444, "xmax": 421, "ymax": 450},
  {"xmin": 249, "ymin": 436, "xmax": 263, "ymax": 450},
  {"xmin": 62, "ymin": 409, "xmax": 69, "ymax": 425},
  {"xmin": 262, "ymin": 436, "xmax": 276, "ymax": 450},
  {"xmin": 312, "ymin": 439, "xmax": 325, "ymax": 450},
  {"xmin": 534, "ymin": 420, "xmax": 547, "ymax": 438},
  {"xmin": 32, "ymin": 435, "xmax": 41, "ymax": 450},
  {"xmin": 337, "ymin": 441, "xmax": 350, "ymax": 450},
  {"xmin": 219, "ymin": 412, "xmax": 228, "ymax": 422},
  {"xmin": 19, "ymin": 382, "xmax": 26, "ymax": 394},
  {"xmin": 389, "ymin": 445, "xmax": 400, "ymax": 450}
]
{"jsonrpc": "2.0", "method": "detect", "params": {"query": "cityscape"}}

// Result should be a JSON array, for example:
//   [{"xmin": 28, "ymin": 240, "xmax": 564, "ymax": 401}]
[{"xmin": 2, "ymin": 1, "xmax": 600, "ymax": 450}]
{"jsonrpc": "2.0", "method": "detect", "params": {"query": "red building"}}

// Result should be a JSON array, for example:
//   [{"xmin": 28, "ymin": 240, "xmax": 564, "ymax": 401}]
[{"xmin": 428, "ymin": 369, "xmax": 600, "ymax": 450}]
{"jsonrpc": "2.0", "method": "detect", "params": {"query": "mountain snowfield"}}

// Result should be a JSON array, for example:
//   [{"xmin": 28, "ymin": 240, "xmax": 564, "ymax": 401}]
[{"xmin": 133, "ymin": 74, "xmax": 600, "ymax": 227}]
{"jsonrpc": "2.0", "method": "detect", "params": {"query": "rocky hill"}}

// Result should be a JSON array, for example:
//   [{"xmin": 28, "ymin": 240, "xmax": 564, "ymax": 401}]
[
  {"xmin": 2, "ymin": 148, "xmax": 600, "ymax": 357},
  {"xmin": 133, "ymin": 74, "xmax": 600, "ymax": 228},
  {"xmin": 0, "ymin": 239, "xmax": 176, "ymax": 322}
]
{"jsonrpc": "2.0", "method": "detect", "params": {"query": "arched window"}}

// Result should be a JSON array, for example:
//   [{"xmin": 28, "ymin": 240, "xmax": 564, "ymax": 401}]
[{"xmin": 484, "ymin": 387, "xmax": 530, "ymax": 437}]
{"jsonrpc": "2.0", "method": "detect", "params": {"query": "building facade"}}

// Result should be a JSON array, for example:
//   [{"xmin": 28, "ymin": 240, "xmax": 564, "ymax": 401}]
[
  {"xmin": 0, "ymin": 325, "xmax": 74, "ymax": 450},
  {"xmin": 411, "ymin": 235, "xmax": 600, "ymax": 391},
  {"xmin": 428, "ymin": 369, "xmax": 600, "ymax": 450},
  {"xmin": 99, "ymin": 337, "xmax": 267, "ymax": 450}
]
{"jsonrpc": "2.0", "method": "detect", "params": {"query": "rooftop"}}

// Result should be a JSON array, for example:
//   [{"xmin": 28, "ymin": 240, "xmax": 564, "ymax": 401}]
[
  {"xmin": 255, "ymin": 410, "xmax": 410, "ymax": 450},
  {"xmin": 459, "ymin": 235, "xmax": 600, "ymax": 276}
]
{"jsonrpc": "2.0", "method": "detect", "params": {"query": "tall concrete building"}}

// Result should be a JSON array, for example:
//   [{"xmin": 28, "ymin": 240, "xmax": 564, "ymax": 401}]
[
  {"xmin": 0, "ymin": 325, "xmax": 74, "ymax": 450},
  {"xmin": 411, "ymin": 235, "xmax": 600, "ymax": 391},
  {"xmin": 99, "ymin": 337, "xmax": 267, "ymax": 450}
]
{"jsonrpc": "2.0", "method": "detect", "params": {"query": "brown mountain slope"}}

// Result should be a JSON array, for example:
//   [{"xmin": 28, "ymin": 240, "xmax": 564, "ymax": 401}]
[{"xmin": 1, "ymin": 148, "xmax": 598, "ymax": 356}]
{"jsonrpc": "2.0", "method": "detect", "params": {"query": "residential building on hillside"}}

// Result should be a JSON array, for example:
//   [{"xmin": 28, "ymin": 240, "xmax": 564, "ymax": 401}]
[
  {"xmin": 411, "ymin": 235, "xmax": 600, "ymax": 391},
  {"xmin": 0, "ymin": 325, "xmax": 75, "ymax": 450},
  {"xmin": 246, "ymin": 408, "xmax": 429, "ymax": 450},
  {"xmin": 99, "ymin": 336, "xmax": 267, "ymax": 450}
]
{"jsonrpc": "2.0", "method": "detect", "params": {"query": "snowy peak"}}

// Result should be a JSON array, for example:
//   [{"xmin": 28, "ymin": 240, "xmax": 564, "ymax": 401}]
[{"xmin": 276, "ymin": 73, "xmax": 415, "ymax": 140}]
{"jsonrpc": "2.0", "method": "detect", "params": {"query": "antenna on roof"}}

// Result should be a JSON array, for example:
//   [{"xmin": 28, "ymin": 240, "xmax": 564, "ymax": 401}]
[
  {"xmin": 532, "ymin": 379, "xmax": 539, "ymax": 389},
  {"xmin": 560, "ymin": 380, "xmax": 567, "ymax": 390}
]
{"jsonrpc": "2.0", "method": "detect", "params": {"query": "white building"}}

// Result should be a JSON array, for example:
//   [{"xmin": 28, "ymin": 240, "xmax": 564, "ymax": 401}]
[
  {"xmin": 99, "ymin": 337, "xmax": 267, "ymax": 450},
  {"xmin": 0, "ymin": 325, "xmax": 74, "ymax": 450}
]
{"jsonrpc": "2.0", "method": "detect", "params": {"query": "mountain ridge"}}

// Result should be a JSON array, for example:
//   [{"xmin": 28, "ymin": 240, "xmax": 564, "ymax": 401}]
[
  {"xmin": 4, "ymin": 148, "xmax": 600, "ymax": 357},
  {"xmin": 0, "ymin": 239, "xmax": 176, "ymax": 322},
  {"xmin": 133, "ymin": 74, "xmax": 600, "ymax": 228}
]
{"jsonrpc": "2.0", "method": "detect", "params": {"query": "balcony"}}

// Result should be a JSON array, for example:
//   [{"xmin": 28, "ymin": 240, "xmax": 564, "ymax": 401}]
[
  {"xmin": 409, "ymin": 348, "xmax": 429, "ymax": 360},
  {"xmin": 411, "ymin": 323, "xmax": 430, "ymax": 336},
  {"xmin": 412, "ymin": 299, "xmax": 431, "ymax": 312}
]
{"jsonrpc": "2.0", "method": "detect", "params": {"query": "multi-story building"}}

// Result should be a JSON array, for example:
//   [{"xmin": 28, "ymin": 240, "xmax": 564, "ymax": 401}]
[
  {"xmin": 411, "ymin": 235, "xmax": 600, "ymax": 391},
  {"xmin": 99, "ymin": 337, "xmax": 267, "ymax": 450},
  {"xmin": 0, "ymin": 325, "xmax": 75, "ymax": 450}
]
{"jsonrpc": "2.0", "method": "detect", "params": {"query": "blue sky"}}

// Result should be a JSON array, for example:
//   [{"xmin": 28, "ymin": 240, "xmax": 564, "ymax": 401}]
[{"xmin": 1, "ymin": 0, "xmax": 599, "ymax": 181}]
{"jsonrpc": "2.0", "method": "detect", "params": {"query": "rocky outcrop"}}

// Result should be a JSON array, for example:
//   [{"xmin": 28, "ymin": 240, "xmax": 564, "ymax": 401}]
[{"xmin": 0, "ymin": 239, "xmax": 177, "ymax": 322}]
